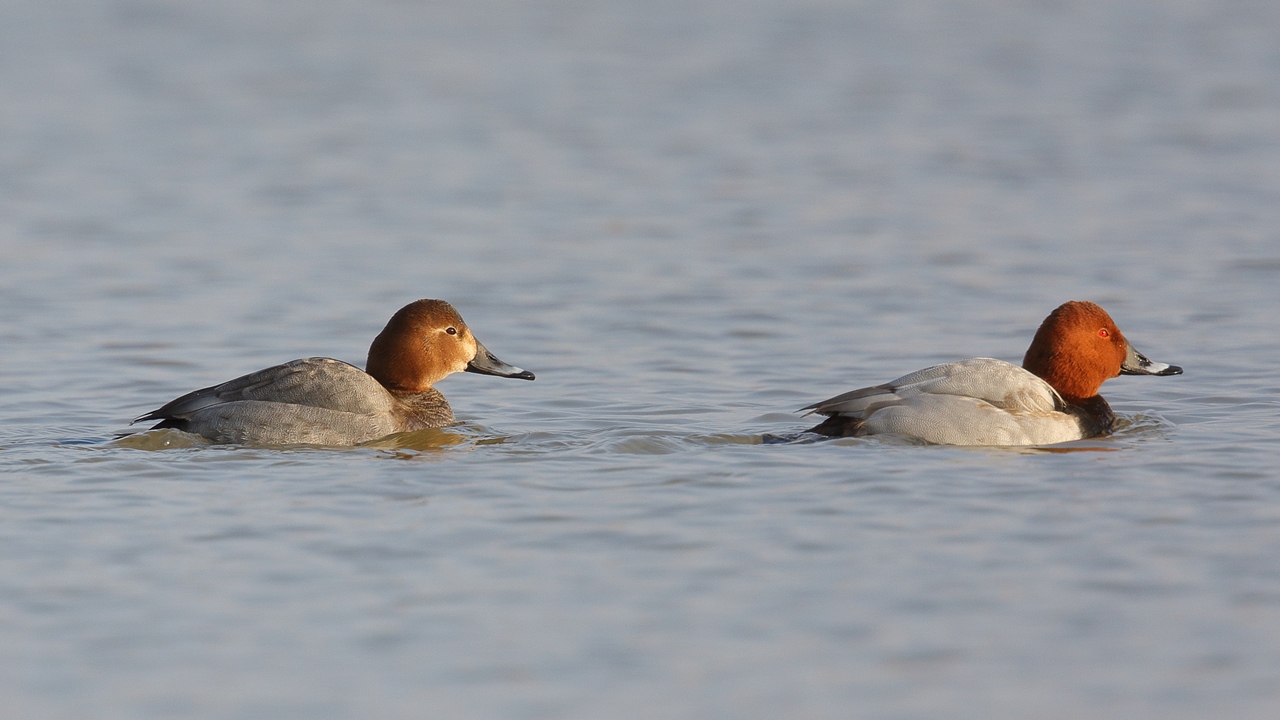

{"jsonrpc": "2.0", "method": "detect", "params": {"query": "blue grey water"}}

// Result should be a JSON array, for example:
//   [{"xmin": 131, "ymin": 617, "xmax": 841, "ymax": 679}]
[{"xmin": 2, "ymin": 0, "xmax": 1279, "ymax": 717}]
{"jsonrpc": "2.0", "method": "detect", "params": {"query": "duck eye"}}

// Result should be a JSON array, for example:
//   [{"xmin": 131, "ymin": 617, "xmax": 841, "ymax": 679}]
[
  {"xmin": 1098, "ymin": 328, "xmax": 1110, "ymax": 338},
  {"xmin": 446, "ymin": 327, "xmax": 457, "ymax": 336}
]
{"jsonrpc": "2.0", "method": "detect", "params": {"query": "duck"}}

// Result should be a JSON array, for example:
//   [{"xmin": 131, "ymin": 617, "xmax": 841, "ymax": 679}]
[
  {"xmin": 802, "ymin": 301, "xmax": 1182, "ymax": 446},
  {"xmin": 133, "ymin": 299, "xmax": 534, "ymax": 446}
]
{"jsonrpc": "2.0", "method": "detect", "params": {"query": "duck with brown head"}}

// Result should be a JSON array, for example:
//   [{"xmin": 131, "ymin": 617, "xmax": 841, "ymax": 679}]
[
  {"xmin": 133, "ymin": 299, "xmax": 534, "ymax": 446},
  {"xmin": 802, "ymin": 300, "xmax": 1181, "ymax": 445}
]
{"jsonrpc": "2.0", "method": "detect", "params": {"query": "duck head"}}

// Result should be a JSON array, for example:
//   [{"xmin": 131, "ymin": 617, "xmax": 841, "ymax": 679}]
[
  {"xmin": 366, "ymin": 299, "xmax": 534, "ymax": 394},
  {"xmin": 1022, "ymin": 300, "xmax": 1181, "ymax": 400}
]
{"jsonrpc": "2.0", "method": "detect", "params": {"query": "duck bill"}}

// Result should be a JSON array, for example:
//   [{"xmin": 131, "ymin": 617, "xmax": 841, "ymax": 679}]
[
  {"xmin": 466, "ymin": 339, "xmax": 535, "ymax": 380},
  {"xmin": 1120, "ymin": 341, "xmax": 1183, "ymax": 376}
]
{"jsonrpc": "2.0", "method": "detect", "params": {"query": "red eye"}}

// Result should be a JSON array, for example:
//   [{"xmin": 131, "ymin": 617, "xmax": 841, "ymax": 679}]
[{"xmin": 1098, "ymin": 328, "xmax": 1110, "ymax": 338}]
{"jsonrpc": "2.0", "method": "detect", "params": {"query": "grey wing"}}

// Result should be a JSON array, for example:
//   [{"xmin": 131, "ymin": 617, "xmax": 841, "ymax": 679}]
[
  {"xmin": 134, "ymin": 357, "xmax": 396, "ymax": 423},
  {"xmin": 800, "ymin": 382, "xmax": 899, "ymax": 417},
  {"xmin": 802, "ymin": 358, "xmax": 1063, "ymax": 417}
]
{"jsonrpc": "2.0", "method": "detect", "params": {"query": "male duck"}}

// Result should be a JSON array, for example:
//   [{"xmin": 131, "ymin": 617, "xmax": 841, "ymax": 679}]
[{"xmin": 803, "ymin": 301, "xmax": 1181, "ymax": 445}]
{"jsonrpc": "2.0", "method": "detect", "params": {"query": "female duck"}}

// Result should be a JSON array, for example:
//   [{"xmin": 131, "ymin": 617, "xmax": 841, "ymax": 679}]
[
  {"xmin": 134, "ymin": 299, "xmax": 534, "ymax": 446},
  {"xmin": 803, "ymin": 301, "xmax": 1181, "ymax": 446}
]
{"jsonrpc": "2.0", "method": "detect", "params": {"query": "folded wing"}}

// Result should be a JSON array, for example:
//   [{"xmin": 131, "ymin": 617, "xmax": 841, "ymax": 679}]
[
  {"xmin": 803, "ymin": 357, "xmax": 1064, "ymax": 418},
  {"xmin": 134, "ymin": 357, "xmax": 397, "ymax": 423}
]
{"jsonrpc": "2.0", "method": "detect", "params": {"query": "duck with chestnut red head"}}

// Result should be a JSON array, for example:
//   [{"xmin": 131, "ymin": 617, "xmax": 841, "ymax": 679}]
[
  {"xmin": 133, "ymin": 299, "xmax": 534, "ymax": 446},
  {"xmin": 802, "ymin": 301, "xmax": 1181, "ymax": 446}
]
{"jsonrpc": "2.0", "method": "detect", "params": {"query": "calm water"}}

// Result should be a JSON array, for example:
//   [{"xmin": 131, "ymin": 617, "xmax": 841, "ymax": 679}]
[{"xmin": 3, "ymin": 0, "xmax": 1280, "ymax": 718}]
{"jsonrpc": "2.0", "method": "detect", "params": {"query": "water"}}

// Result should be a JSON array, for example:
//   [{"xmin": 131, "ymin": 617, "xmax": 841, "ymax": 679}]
[{"xmin": 3, "ymin": 0, "xmax": 1280, "ymax": 717}]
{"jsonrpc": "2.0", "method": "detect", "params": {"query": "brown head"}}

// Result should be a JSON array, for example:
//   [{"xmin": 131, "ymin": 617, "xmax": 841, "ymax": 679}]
[
  {"xmin": 1021, "ymin": 300, "xmax": 1181, "ymax": 401},
  {"xmin": 366, "ymin": 299, "xmax": 534, "ymax": 394}
]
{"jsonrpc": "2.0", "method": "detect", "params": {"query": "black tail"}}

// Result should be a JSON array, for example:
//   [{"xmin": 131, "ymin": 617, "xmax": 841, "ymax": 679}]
[{"xmin": 805, "ymin": 415, "xmax": 864, "ymax": 438}]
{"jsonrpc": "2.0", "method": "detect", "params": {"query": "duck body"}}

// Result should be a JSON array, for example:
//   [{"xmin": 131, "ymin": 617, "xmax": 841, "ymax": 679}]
[
  {"xmin": 804, "ymin": 357, "xmax": 1107, "ymax": 445},
  {"xmin": 138, "ymin": 357, "xmax": 453, "ymax": 445},
  {"xmin": 134, "ymin": 300, "xmax": 533, "ymax": 446},
  {"xmin": 803, "ymin": 301, "xmax": 1182, "ymax": 446}
]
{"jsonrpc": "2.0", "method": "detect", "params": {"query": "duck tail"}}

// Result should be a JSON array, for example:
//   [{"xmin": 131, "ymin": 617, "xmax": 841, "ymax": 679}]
[{"xmin": 805, "ymin": 415, "xmax": 864, "ymax": 438}]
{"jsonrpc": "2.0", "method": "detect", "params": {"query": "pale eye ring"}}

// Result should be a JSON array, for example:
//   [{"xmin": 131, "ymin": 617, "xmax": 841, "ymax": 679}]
[
  {"xmin": 1098, "ymin": 328, "xmax": 1110, "ymax": 338},
  {"xmin": 446, "ymin": 327, "xmax": 458, "ymax": 336}
]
